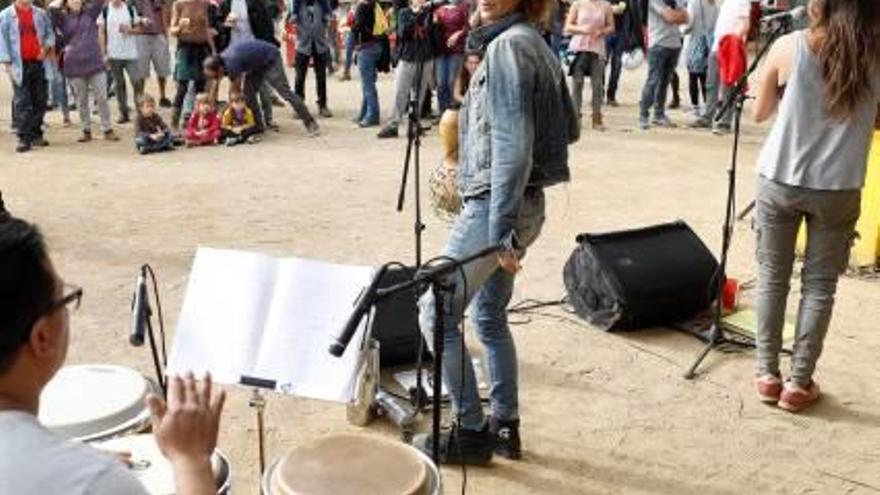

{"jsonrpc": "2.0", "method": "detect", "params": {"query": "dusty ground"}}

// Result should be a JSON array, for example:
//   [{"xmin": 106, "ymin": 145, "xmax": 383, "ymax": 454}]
[{"xmin": 1, "ymin": 61, "xmax": 879, "ymax": 495}]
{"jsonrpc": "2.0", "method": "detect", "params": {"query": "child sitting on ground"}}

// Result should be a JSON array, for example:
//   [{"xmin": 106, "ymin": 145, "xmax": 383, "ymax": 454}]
[
  {"xmin": 221, "ymin": 92, "xmax": 260, "ymax": 146},
  {"xmin": 134, "ymin": 94, "xmax": 175, "ymax": 154},
  {"xmin": 184, "ymin": 94, "xmax": 222, "ymax": 147}
]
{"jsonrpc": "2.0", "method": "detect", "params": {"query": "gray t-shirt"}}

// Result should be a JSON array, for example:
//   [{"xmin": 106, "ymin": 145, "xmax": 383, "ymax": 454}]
[
  {"xmin": 758, "ymin": 31, "xmax": 880, "ymax": 191},
  {"xmin": 647, "ymin": 0, "xmax": 684, "ymax": 49},
  {"xmin": 0, "ymin": 411, "xmax": 150, "ymax": 495}
]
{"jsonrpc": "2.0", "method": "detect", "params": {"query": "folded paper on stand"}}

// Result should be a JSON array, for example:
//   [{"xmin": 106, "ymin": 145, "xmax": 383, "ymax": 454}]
[{"xmin": 168, "ymin": 248, "xmax": 374, "ymax": 403}]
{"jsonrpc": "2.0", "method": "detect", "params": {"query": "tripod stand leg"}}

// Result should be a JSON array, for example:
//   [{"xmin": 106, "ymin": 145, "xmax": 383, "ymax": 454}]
[
  {"xmin": 684, "ymin": 338, "xmax": 715, "ymax": 380},
  {"xmin": 737, "ymin": 200, "xmax": 756, "ymax": 221}
]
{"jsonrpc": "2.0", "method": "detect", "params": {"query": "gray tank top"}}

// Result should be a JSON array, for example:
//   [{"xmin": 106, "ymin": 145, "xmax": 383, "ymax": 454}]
[{"xmin": 757, "ymin": 30, "xmax": 879, "ymax": 191}]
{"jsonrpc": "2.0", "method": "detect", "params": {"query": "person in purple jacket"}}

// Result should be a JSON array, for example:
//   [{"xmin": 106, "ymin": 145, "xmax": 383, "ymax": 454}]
[{"xmin": 50, "ymin": 0, "xmax": 119, "ymax": 142}]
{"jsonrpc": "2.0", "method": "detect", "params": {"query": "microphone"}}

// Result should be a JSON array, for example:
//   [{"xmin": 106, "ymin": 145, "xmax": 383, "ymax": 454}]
[
  {"xmin": 129, "ymin": 266, "xmax": 149, "ymax": 347},
  {"xmin": 329, "ymin": 264, "xmax": 390, "ymax": 358},
  {"xmin": 761, "ymin": 6, "xmax": 806, "ymax": 24}
]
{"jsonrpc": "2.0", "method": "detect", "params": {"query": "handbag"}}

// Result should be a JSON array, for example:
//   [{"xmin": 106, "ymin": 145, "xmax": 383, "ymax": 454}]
[{"xmin": 686, "ymin": 0, "xmax": 711, "ymax": 74}]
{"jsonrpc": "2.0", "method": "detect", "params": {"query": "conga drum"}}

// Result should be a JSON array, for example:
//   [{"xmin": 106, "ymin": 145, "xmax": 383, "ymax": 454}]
[
  {"xmin": 39, "ymin": 365, "xmax": 159, "ymax": 442},
  {"xmin": 95, "ymin": 434, "xmax": 231, "ymax": 495},
  {"xmin": 262, "ymin": 434, "xmax": 441, "ymax": 495}
]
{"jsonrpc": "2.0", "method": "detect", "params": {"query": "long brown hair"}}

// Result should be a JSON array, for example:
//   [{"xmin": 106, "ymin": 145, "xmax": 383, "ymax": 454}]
[{"xmin": 810, "ymin": 0, "xmax": 880, "ymax": 120}]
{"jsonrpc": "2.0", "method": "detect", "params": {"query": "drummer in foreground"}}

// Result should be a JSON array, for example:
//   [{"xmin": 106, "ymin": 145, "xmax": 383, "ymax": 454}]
[{"xmin": 0, "ymin": 207, "xmax": 226, "ymax": 495}]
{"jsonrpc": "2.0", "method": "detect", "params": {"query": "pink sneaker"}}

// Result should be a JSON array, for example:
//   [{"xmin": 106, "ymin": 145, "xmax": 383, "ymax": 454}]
[
  {"xmin": 778, "ymin": 381, "xmax": 821, "ymax": 413},
  {"xmin": 755, "ymin": 374, "xmax": 783, "ymax": 403}
]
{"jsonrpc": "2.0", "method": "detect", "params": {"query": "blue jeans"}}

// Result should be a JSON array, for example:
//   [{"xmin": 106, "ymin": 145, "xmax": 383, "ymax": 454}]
[
  {"xmin": 639, "ymin": 45, "xmax": 680, "ymax": 120},
  {"xmin": 357, "ymin": 42, "xmax": 382, "ymax": 124},
  {"xmin": 605, "ymin": 34, "xmax": 623, "ymax": 102},
  {"xmin": 418, "ymin": 189, "xmax": 545, "ymax": 431},
  {"xmin": 344, "ymin": 32, "xmax": 356, "ymax": 72},
  {"xmin": 44, "ymin": 59, "xmax": 69, "ymax": 119},
  {"xmin": 435, "ymin": 53, "xmax": 463, "ymax": 113}
]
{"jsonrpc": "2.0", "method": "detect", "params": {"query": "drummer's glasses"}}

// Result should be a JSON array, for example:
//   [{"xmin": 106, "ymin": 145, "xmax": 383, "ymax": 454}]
[
  {"xmin": 49, "ymin": 284, "xmax": 84, "ymax": 316},
  {"xmin": 12, "ymin": 284, "xmax": 83, "ymax": 348}
]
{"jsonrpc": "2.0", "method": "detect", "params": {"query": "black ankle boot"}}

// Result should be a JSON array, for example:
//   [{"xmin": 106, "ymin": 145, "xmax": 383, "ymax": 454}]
[
  {"xmin": 490, "ymin": 417, "xmax": 522, "ymax": 460},
  {"xmin": 413, "ymin": 422, "xmax": 494, "ymax": 466}
]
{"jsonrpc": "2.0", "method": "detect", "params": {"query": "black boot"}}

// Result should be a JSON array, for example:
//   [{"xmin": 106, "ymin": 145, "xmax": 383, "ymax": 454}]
[
  {"xmin": 413, "ymin": 422, "xmax": 494, "ymax": 466},
  {"xmin": 490, "ymin": 417, "xmax": 521, "ymax": 460}
]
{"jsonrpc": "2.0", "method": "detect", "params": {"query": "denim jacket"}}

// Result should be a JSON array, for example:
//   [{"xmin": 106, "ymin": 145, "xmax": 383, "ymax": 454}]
[
  {"xmin": 459, "ymin": 13, "xmax": 579, "ymax": 247},
  {"xmin": 0, "ymin": 4, "xmax": 55, "ymax": 85}
]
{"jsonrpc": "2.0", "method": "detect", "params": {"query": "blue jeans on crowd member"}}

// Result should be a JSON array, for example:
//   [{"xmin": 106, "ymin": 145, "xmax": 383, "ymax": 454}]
[
  {"xmin": 639, "ymin": 45, "xmax": 680, "ymax": 120},
  {"xmin": 435, "ymin": 53, "xmax": 463, "ymax": 112},
  {"xmin": 44, "ymin": 59, "xmax": 69, "ymax": 120},
  {"xmin": 418, "ymin": 190, "xmax": 545, "ymax": 431},
  {"xmin": 357, "ymin": 42, "xmax": 382, "ymax": 125},
  {"xmin": 344, "ymin": 32, "xmax": 355, "ymax": 73},
  {"xmin": 605, "ymin": 33, "xmax": 623, "ymax": 103},
  {"xmin": 135, "ymin": 131, "xmax": 175, "ymax": 154}
]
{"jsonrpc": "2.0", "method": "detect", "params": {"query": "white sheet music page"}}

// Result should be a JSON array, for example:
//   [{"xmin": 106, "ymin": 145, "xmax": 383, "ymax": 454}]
[
  {"xmin": 252, "ymin": 258, "xmax": 374, "ymax": 403},
  {"xmin": 168, "ymin": 248, "xmax": 277, "ymax": 384}
]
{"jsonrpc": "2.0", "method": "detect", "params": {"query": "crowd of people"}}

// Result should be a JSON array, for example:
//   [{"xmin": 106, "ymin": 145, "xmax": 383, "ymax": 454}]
[{"xmin": 1, "ymin": 0, "xmax": 798, "ymax": 155}]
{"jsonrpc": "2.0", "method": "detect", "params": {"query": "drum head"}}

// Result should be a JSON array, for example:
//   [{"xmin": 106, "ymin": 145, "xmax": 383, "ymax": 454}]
[
  {"xmin": 270, "ymin": 434, "xmax": 429, "ymax": 495},
  {"xmin": 39, "ymin": 365, "xmax": 154, "ymax": 442},
  {"xmin": 95, "ymin": 434, "xmax": 229, "ymax": 495}
]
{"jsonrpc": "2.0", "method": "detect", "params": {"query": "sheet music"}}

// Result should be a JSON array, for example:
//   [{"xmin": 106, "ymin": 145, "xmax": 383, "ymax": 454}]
[
  {"xmin": 252, "ymin": 258, "xmax": 373, "ymax": 402},
  {"xmin": 168, "ymin": 247, "xmax": 374, "ymax": 403},
  {"xmin": 168, "ymin": 248, "xmax": 277, "ymax": 384}
]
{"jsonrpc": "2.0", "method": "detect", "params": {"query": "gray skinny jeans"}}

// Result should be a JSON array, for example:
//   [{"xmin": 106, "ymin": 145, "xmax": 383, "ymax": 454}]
[
  {"xmin": 388, "ymin": 59, "xmax": 434, "ymax": 127},
  {"xmin": 754, "ymin": 177, "xmax": 860, "ymax": 387},
  {"xmin": 69, "ymin": 71, "xmax": 112, "ymax": 133},
  {"xmin": 699, "ymin": 52, "xmax": 732, "ymax": 126},
  {"xmin": 570, "ymin": 51, "xmax": 604, "ymax": 117},
  {"xmin": 107, "ymin": 58, "xmax": 144, "ymax": 118}
]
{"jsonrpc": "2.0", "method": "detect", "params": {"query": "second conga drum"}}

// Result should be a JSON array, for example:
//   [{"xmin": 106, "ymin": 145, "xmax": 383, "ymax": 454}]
[
  {"xmin": 38, "ymin": 364, "xmax": 159, "ymax": 442},
  {"xmin": 262, "ymin": 434, "xmax": 441, "ymax": 495},
  {"xmin": 95, "ymin": 434, "xmax": 232, "ymax": 495}
]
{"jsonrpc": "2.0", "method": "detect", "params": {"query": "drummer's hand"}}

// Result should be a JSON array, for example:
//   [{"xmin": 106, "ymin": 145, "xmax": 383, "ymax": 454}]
[{"xmin": 146, "ymin": 372, "xmax": 225, "ymax": 466}]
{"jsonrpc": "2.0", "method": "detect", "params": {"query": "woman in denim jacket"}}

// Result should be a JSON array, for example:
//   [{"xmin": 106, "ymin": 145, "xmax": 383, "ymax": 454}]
[{"xmin": 414, "ymin": 0, "xmax": 579, "ymax": 466}]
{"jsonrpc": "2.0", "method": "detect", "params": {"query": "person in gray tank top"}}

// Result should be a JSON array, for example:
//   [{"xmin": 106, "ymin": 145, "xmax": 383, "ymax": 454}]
[{"xmin": 750, "ymin": 0, "xmax": 880, "ymax": 413}]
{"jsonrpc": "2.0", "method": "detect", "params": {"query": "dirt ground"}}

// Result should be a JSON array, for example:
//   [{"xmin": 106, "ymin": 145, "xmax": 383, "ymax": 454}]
[{"xmin": 1, "ymin": 62, "xmax": 879, "ymax": 495}]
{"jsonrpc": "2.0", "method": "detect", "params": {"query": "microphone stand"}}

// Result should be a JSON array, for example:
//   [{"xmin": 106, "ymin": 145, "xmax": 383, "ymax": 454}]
[
  {"xmin": 393, "ymin": 5, "xmax": 439, "ymax": 412},
  {"xmin": 335, "ymin": 244, "xmax": 501, "ymax": 464},
  {"xmin": 684, "ymin": 23, "xmax": 787, "ymax": 379},
  {"xmin": 135, "ymin": 265, "xmax": 168, "ymax": 396}
]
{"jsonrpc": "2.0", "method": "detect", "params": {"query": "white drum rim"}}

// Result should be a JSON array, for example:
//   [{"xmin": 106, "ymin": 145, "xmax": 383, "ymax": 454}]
[
  {"xmin": 39, "ymin": 364, "xmax": 160, "ymax": 443},
  {"xmin": 260, "ymin": 440, "xmax": 441, "ymax": 495}
]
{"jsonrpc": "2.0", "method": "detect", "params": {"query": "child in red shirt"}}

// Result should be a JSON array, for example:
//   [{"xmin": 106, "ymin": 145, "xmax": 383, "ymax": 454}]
[{"xmin": 184, "ymin": 93, "xmax": 221, "ymax": 146}]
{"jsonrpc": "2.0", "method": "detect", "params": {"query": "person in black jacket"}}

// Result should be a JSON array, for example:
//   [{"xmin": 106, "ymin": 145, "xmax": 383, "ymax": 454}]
[
  {"xmin": 376, "ymin": 0, "xmax": 434, "ymax": 138},
  {"xmin": 218, "ymin": 0, "xmax": 280, "ymax": 128},
  {"xmin": 351, "ymin": 0, "xmax": 385, "ymax": 126}
]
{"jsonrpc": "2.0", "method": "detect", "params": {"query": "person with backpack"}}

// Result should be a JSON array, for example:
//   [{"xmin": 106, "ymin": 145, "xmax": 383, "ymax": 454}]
[
  {"xmin": 750, "ymin": 0, "xmax": 879, "ymax": 413},
  {"xmin": 168, "ymin": 0, "xmax": 216, "ymax": 129},
  {"xmin": 98, "ymin": 0, "xmax": 144, "ymax": 123},
  {"xmin": 683, "ymin": 0, "xmax": 718, "ymax": 117},
  {"xmin": 376, "ymin": 0, "xmax": 435, "ymax": 139},
  {"xmin": 351, "ymin": 0, "xmax": 388, "ymax": 127},
  {"xmin": 688, "ymin": 0, "xmax": 749, "ymax": 134}
]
